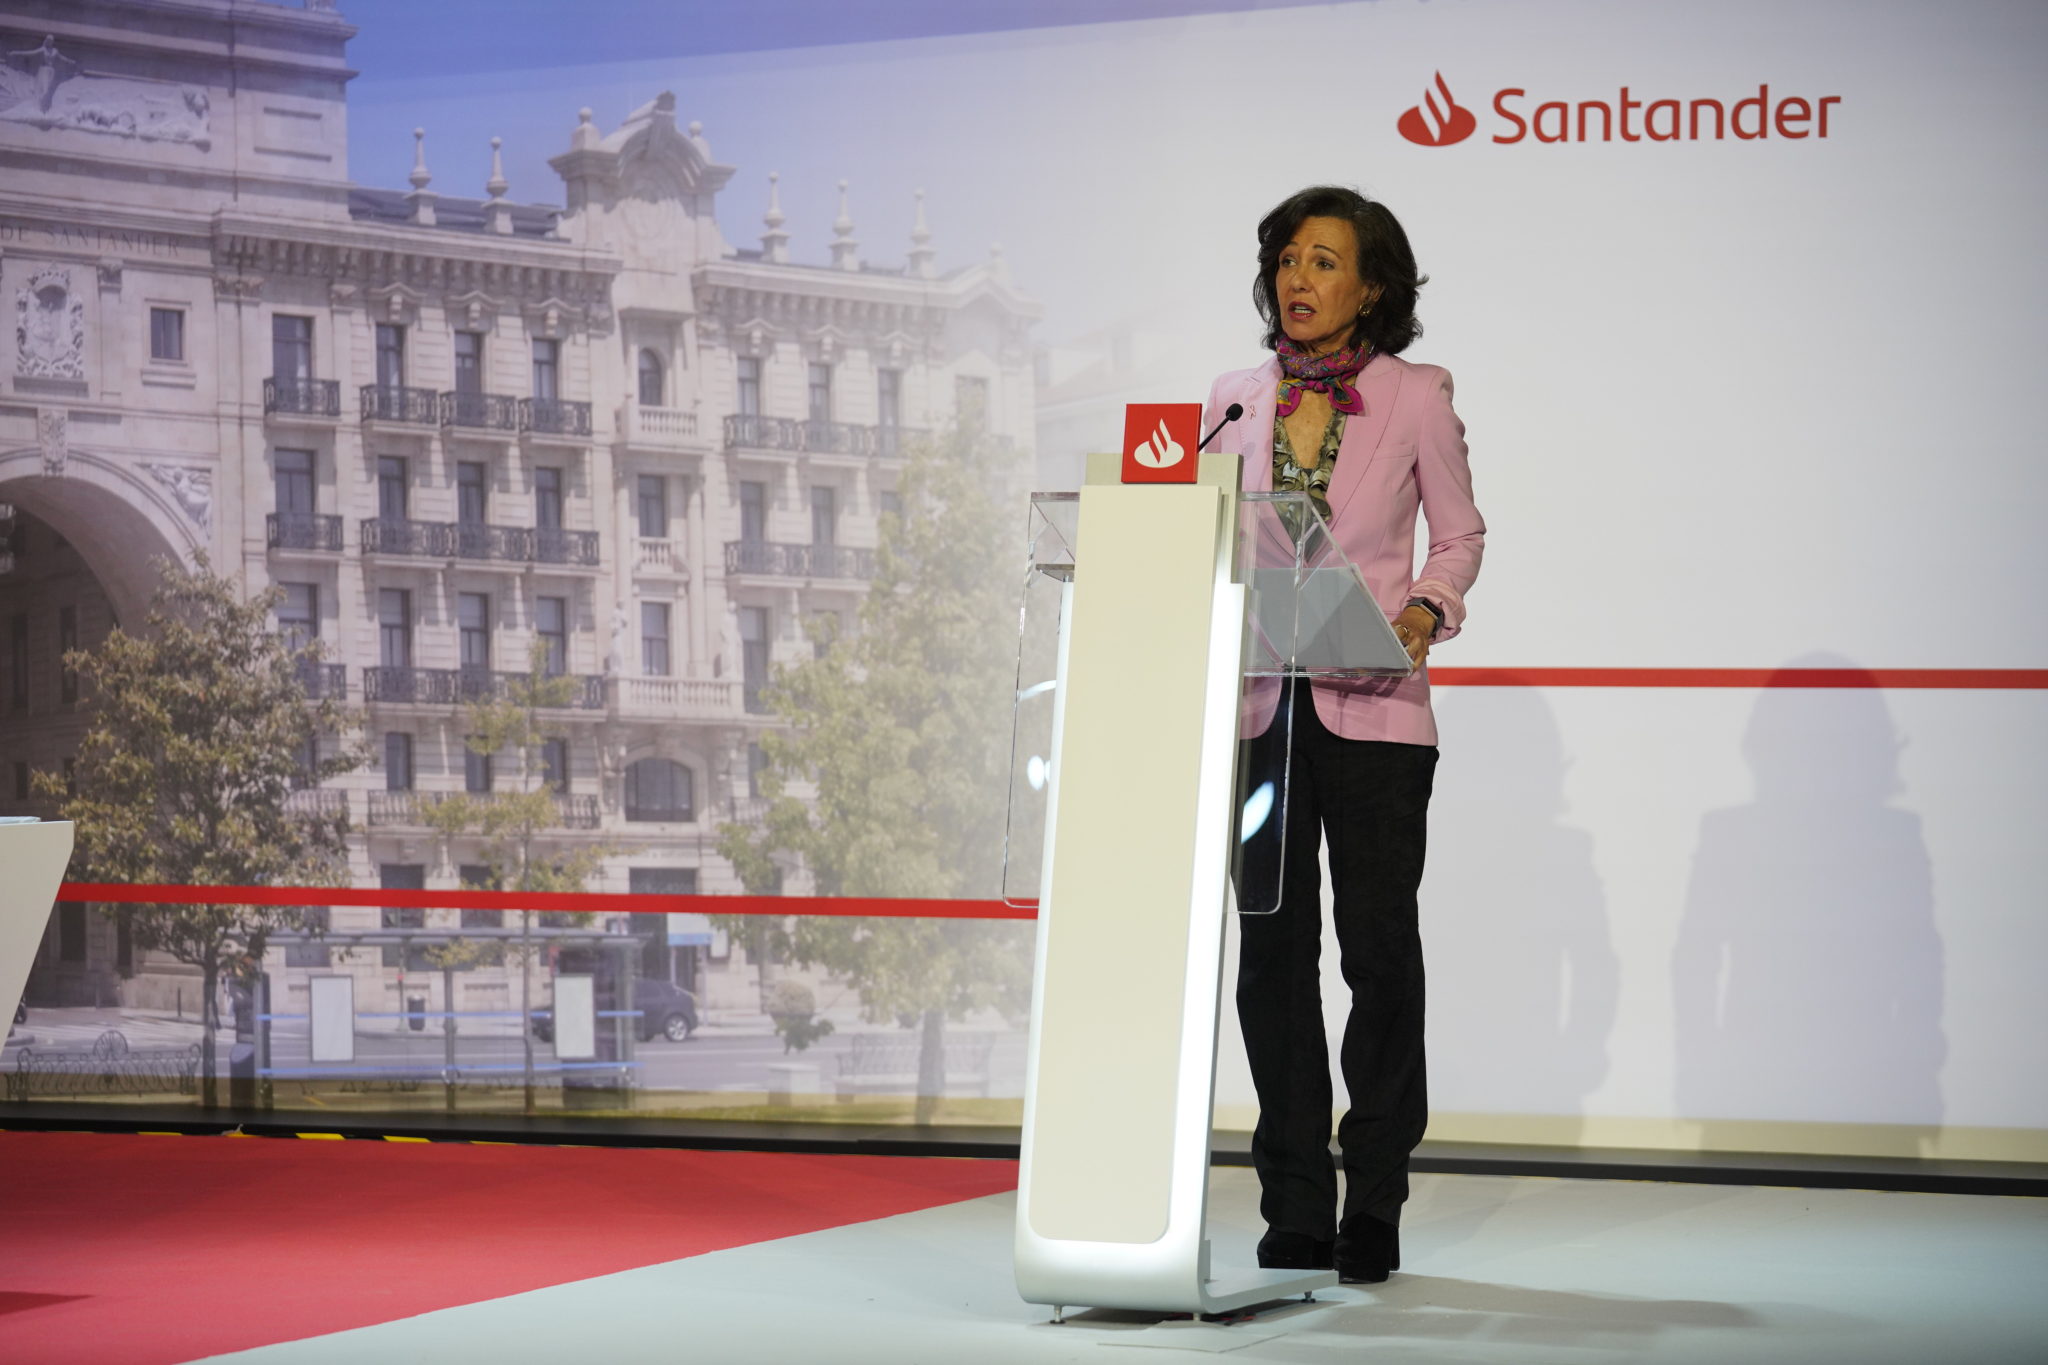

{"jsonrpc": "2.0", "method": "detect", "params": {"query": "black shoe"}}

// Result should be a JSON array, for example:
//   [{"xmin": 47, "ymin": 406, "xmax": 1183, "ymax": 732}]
[
  {"xmin": 1256, "ymin": 1229, "xmax": 1335, "ymax": 1270},
  {"xmin": 1334, "ymin": 1217, "xmax": 1399, "ymax": 1283}
]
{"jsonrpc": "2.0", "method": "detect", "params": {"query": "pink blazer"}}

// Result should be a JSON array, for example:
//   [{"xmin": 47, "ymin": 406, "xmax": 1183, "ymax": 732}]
[{"xmin": 1204, "ymin": 352, "xmax": 1485, "ymax": 747}]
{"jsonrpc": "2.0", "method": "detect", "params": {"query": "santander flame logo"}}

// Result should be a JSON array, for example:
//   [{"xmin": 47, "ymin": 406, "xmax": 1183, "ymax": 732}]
[
  {"xmin": 1132, "ymin": 418, "xmax": 1185, "ymax": 469},
  {"xmin": 1397, "ymin": 72, "xmax": 1477, "ymax": 147}
]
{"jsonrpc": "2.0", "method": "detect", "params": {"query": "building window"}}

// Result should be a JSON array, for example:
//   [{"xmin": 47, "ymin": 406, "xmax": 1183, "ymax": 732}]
[
  {"xmin": 738, "ymin": 481, "xmax": 767, "ymax": 543},
  {"xmin": 807, "ymin": 362, "xmax": 833, "ymax": 425},
  {"xmin": 380, "ymin": 864, "xmax": 427, "ymax": 968},
  {"xmin": 636, "ymin": 475, "xmax": 667, "ymax": 540},
  {"xmin": 534, "ymin": 467, "xmax": 563, "ymax": 532},
  {"xmin": 747, "ymin": 742, "xmax": 768, "ymax": 799},
  {"xmin": 531, "ymin": 337, "xmax": 560, "ymax": 402},
  {"xmin": 454, "ymin": 331, "xmax": 484, "ymax": 395},
  {"xmin": 384, "ymin": 732, "xmax": 414, "ymax": 792},
  {"xmin": 458, "ymin": 593, "xmax": 491, "ymax": 672},
  {"xmin": 810, "ymin": 610, "xmax": 840, "ymax": 661},
  {"xmin": 58, "ymin": 903, "xmax": 86, "ymax": 962},
  {"xmin": 810, "ymin": 486, "xmax": 838, "ymax": 546},
  {"xmin": 624, "ymin": 758, "xmax": 693, "ymax": 822},
  {"xmin": 294, "ymin": 733, "xmax": 320, "ymax": 789},
  {"xmin": 275, "ymin": 449, "xmax": 315, "ymax": 516},
  {"xmin": 535, "ymin": 595, "xmax": 567, "ymax": 676},
  {"xmin": 272, "ymin": 314, "xmax": 313, "ymax": 382},
  {"xmin": 739, "ymin": 605, "xmax": 770, "ymax": 713},
  {"xmin": 375, "ymin": 323, "xmax": 406, "ymax": 388},
  {"xmin": 376, "ymin": 456, "xmax": 409, "ymax": 521},
  {"xmin": 377, "ymin": 589, "xmax": 412, "ymax": 667},
  {"xmin": 877, "ymin": 369, "xmax": 901, "ymax": 428},
  {"xmin": 465, "ymin": 741, "xmax": 493, "ymax": 794},
  {"xmin": 284, "ymin": 905, "xmax": 329, "ymax": 969},
  {"xmin": 541, "ymin": 737, "xmax": 568, "ymax": 792},
  {"xmin": 956, "ymin": 374, "xmax": 989, "ymax": 425},
  {"xmin": 9, "ymin": 613, "xmax": 30, "ymax": 708},
  {"xmin": 459, "ymin": 864, "xmax": 503, "ymax": 930},
  {"xmin": 456, "ymin": 461, "xmax": 488, "ymax": 526},
  {"xmin": 57, "ymin": 606, "xmax": 77, "ymax": 704},
  {"xmin": 149, "ymin": 307, "xmax": 185, "ymax": 363},
  {"xmin": 278, "ymin": 583, "xmax": 319, "ymax": 652},
  {"xmin": 637, "ymin": 349, "xmax": 663, "ymax": 407},
  {"xmin": 641, "ymin": 602, "xmax": 671, "ymax": 677},
  {"xmin": 878, "ymin": 489, "xmax": 903, "ymax": 523},
  {"xmin": 736, "ymin": 356, "xmax": 761, "ymax": 416}
]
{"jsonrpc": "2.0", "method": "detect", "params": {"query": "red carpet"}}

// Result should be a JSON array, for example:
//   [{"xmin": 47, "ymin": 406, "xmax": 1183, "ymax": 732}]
[{"xmin": 0, "ymin": 1130, "xmax": 1018, "ymax": 1365}]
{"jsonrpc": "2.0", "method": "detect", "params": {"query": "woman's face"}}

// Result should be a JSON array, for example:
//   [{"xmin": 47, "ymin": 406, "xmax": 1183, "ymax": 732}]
[{"xmin": 1274, "ymin": 215, "xmax": 1376, "ymax": 355}]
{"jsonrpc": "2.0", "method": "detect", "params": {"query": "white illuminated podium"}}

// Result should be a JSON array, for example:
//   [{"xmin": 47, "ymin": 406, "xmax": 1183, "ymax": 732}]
[
  {"xmin": 1005, "ymin": 452, "xmax": 1410, "ymax": 1317},
  {"xmin": 1, "ymin": 821, "xmax": 75, "ymax": 1028}
]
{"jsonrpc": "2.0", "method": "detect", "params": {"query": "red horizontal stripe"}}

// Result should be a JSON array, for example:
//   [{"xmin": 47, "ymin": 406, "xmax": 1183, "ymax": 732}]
[
  {"xmin": 58, "ymin": 882, "xmax": 1037, "ymax": 920},
  {"xmin": 1430, "ymin": 667, "xmax": 2048, "ymax": 689}
]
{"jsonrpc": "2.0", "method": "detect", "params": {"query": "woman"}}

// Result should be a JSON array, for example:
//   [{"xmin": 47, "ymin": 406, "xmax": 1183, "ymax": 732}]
[{"xmin": 1202, "ymin": 185, "xmax": 1485, "ymax": 1284}]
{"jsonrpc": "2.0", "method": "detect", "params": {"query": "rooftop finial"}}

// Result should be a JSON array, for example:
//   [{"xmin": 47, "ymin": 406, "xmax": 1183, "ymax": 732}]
[
  {"xmin": 908, "ymin": 188, "xmax": 937, "ymax": 279},
  {"xmin": 485, "ymin": 135, "xmax": 508, "ymax": 201},
  {"xmin": 408, "ymin": 127, "xmax": 431, "ymax": 191},
  {"xmin": 761, "ymin": 171, "xmax": 789, "ymax": 264},
  {"xmin": 407, "ymin": 127, "xmax": 436, "ymax": 225},
  {"xmin": 830, "ymin": 179, "xmax": 860, "ymax": 272}
]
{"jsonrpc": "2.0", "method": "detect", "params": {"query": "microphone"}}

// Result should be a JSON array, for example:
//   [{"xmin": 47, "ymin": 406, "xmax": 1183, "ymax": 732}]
[{"xmin": 1199, "ymin": 403, "xmax": 1244, "ymax": 452}]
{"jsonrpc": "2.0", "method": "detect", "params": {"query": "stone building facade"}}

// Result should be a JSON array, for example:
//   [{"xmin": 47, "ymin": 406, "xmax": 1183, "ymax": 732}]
[{"xmin": 0, "ymin": 0, "xmax": 1039, "ymax": 1020}]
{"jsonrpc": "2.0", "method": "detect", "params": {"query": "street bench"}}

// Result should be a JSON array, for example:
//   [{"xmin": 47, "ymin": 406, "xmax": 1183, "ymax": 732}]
[
  {"xmin": 6, "ymin": 1029, "xmax": 203, "ymax": 1101},
  {"xmin": 833, "ymin": 1031, "xmax": 995, "ymax": 1100}
]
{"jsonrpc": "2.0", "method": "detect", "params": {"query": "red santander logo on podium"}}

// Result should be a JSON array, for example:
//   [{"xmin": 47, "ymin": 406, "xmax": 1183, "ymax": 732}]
[{"xmin": 1121, "ymin": 403, "xmax": 1203, "ymax": 484}]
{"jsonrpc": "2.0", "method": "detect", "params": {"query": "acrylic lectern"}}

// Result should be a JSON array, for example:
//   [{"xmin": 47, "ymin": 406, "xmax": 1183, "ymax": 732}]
[{"xmin": 1006, "ymin": 452, "xmax": 1411, "ymax": 1317}]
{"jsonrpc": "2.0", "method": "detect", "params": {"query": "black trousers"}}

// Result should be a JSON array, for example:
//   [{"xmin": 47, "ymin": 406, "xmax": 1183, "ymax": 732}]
[{"xmin": 1235, "ymin": 679, "xmax": 1438, "ymax": 1238}]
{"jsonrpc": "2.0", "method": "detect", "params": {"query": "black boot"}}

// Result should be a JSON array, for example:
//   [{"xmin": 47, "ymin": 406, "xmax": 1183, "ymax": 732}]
[
  {"xmin": 1256, "ymin": 1229, "xmax": 1335, "ymax": 1270},
  {"xmin": 1334, "ymin": 1217, "xmax": 1400, "ymax": 1283}
]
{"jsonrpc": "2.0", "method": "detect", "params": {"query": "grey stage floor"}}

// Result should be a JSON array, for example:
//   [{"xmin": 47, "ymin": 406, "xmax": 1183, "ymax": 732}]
[{"xmin": 204, "ymin": 1167, "xmax": 2048, "ymax": 1365}]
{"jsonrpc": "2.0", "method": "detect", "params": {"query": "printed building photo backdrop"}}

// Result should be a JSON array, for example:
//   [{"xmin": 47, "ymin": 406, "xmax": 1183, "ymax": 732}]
[{"xmin": 1, "ymin": 0, "xmax": 2043, "ymax": 1160}]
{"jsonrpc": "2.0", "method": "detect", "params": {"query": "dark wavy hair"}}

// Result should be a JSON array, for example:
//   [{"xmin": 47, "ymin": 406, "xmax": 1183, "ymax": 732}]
[{"xmin": 1254, "ymin": 185, "xmax": 1426, "ymax": 356}]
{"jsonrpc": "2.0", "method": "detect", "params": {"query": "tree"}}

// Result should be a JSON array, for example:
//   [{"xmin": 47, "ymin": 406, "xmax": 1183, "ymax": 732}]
[
  {"xmin": 717, "ymin": 420, "xmax": 1033, "ymax": 1122},
  {"xmin": 39, "ymin": 557, "xmax": 362, "ymax": 1107},
  {"xmin": 421, "ymin": 644, "xmax": 622, "ymax": 1112}
]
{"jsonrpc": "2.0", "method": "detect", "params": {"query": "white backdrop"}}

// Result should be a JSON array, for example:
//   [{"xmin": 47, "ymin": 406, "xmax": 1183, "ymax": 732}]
[{"xmin": 351, "ymin": 0, "xmax": 2048, "ymax": 1157}]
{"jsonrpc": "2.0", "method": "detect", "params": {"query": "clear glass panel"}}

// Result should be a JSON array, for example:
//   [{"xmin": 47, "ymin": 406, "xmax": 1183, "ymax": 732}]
[
  {"xmin": 1001, "ymin": 491, "xmax": 1408, "ymax": 915},
  {"xmin": 1239, "ymin": 492, "xmax": 1415, "ymax": 678},
  {"xmin": 1001, "ymin": 495, "xmax": 1076, "ymax": 907}
]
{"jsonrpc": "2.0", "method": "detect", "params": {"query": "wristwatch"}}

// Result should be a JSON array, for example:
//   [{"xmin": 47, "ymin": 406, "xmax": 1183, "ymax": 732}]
[{"xmin": 1405, "ymin": 597, "xmax": 1444, "ymax": 638}]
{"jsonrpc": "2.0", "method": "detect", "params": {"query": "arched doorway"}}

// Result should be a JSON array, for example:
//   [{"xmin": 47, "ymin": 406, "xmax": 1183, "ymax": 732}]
[{"xmin": 0, "ymin": 448, "xmax": 202, "ymax": 1007}]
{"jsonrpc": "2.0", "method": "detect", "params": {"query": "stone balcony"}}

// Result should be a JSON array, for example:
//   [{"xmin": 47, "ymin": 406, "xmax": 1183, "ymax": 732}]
[
  {"xmin": 360, "ymin": 384, "xmax": 439, "ymax": 425},
  {"xmin": 610, "ymin": 675, "xmax": 740, "ymax": 721},
  {"xmin": 360, "ymin": 518, "xmax": 599, "ymax": 567},
  {"xmin": 439, "ymin": 390, "xmax": 520, "ymax": 433},
  {"xmin": 366, "ymin": 790, "xmax": 601, "ymax": 829},
  {"xmin": 264, "ymin": 377, "xmax": 341, "ymax": 421},
  {"xmin": 724, "ymin": 539, "xmax": 875, "ymax": 581},
  {"xmin": 634, "ymin": 537, "xmax": 683, "ymax": 576},
  {"xmin": 723, "ymin": 413, "xmax": 917, "ymax": 460},
  {"xmin": 619, "ymin": 403, "xmax": 700, "ymax": 447},
  {"xmin": 267, "ymin": 512, "xmax": 343, "ymax": 552},
  {"xmin": 363, "ymin": 666, "xmax": 606, "ymax": 709}
]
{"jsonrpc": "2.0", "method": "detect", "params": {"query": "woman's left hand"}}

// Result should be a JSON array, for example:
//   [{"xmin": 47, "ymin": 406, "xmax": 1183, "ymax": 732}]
[{"xmin": 1393, "ymin": 604, "xmax": 1436, "ymax": 670}]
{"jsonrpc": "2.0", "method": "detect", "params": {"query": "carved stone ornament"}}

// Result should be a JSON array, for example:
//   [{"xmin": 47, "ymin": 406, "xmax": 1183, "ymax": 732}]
[
  {"xmin": 141, "ymin": 461, "xmax": 212, "ymax": 530},
  {"xmin": 36, "ymin": 406, "xmax": 65, "ymax": 476},
  {"xmin": 95, "ymin": 256, "xmax": 122, "ymax": 292},
  {"xmin": 212, "ymin": 274, "xmax": 263, "ymax": 303},
  {"xmin": 328, "ymin": 281, "xmax": 358, "ymax": 310},
  {"xmin": 16, "ymin": 264, "xmax": 86, "ymax": 380},
  {"xmin": 0, "ymin": 36, "xmax": 211, "ymax": 148}
]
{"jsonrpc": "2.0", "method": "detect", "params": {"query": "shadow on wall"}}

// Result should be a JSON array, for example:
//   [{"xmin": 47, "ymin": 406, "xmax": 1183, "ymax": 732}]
[
  {"xmin": 1425, "ymin": 685, "xmax": 1619, "ymax": 1142},
  {"xmin": 1673, "ymin": 653, "xmax": 1945, "ymax": 1150}
]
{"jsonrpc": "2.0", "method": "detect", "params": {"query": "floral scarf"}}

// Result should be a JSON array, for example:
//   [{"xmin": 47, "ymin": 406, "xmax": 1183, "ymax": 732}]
[{"xmin": 1273, "ymin": 335, "xmax": 1374, "ymax": 418}]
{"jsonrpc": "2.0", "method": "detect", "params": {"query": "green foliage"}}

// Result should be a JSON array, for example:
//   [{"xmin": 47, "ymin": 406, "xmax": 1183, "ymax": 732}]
[
  {"xmin": 762, "ymin": 978, "xmax": 835, "ymax": 1053},
  {"xmin": 716, "ymin": 421, "xmax": 1034, "ymax": 1117},
  {"xmin": 36, "ymin": 556, "xmax": 365, "ymax": 1105}
]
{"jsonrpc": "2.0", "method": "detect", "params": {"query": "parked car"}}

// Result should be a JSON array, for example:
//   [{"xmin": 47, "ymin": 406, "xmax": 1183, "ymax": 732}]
[{"xmin": 530, "ymin": 977, "xmax": 699, "ymax": 1045}]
